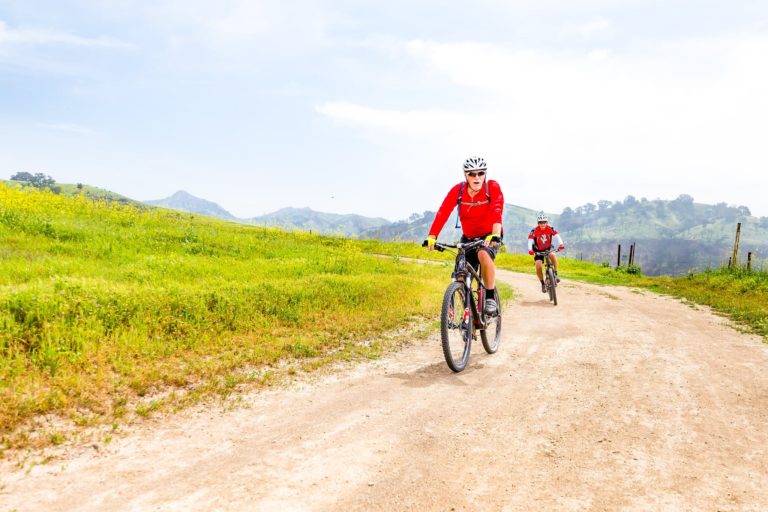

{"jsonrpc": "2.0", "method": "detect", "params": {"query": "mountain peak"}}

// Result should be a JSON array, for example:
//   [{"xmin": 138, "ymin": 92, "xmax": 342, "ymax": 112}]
[{"xmin": 144, "ymin": 191, "xmax": 236, "ymax": 220}]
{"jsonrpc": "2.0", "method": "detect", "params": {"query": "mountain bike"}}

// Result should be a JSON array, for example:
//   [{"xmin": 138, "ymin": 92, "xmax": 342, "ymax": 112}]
[
  {"xmin": 535, "ymin": 248, "xmax": 560, "ymax": 306},
  {"xmin": 424, "ymin": 238, "xmax": 502, "ymax": 372}
]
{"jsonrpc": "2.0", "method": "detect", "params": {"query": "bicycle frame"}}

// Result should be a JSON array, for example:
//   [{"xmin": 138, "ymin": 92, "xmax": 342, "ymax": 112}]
[{"xmin": 436, "ymin": 239, "xmax": 490, "ymax": 328}]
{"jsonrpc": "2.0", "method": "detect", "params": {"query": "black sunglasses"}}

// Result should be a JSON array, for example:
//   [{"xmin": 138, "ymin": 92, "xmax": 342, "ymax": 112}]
[{"xmin": 465, "ymin": 171, "xmax": 486, "ymax": 177}]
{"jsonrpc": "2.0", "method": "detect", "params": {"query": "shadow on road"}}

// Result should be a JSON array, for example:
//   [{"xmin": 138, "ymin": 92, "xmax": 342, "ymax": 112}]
[
  {"xmin": 517, "ymin": 300, "xmax": 557, "ymax": 308},
  {"xmin": 385, "ymin": 360, "xmax": 487, "ymax": 388}
]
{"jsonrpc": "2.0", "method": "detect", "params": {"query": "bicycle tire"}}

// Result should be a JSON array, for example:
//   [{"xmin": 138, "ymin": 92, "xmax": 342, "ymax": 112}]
[
  {"xmin": 547, "ymin": 267, "xmax": 558, "ymax": 306},
  {"xmin": 440, "ymin": 281, "xmax": 472, "ymax": 372},
  {"xmin": 480, "ymin": 288, "xmax": 502, "ymax": 354}
]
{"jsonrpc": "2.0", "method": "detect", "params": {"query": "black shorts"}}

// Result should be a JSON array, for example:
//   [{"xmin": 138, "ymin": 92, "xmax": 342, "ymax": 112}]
[
  {"xmin": 461, "ymin": 235, "xmax": 498, "ymax": 271},
  {"xmin": 533, "ymin": 250, "xmax": 552, "ymax": 262}
]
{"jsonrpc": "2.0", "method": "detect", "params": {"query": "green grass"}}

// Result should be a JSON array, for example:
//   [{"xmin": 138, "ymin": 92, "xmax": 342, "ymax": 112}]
[{"xmin": 1, "ymin": 183, "xmax": 454, "ymax": 451}]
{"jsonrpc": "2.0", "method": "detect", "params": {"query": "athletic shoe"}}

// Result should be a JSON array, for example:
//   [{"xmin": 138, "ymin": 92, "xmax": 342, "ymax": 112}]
[{"xmin": 484, "ymin": 298, "xmax": 498, "ymax": 315}]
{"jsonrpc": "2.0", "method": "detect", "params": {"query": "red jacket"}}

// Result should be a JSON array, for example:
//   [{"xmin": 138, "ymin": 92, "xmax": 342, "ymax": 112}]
[
  {"xmin": 528, "ymin": 225, "xmax": 561, "ymax": 251},
  {"xmin": 428, "ymin": 180, "xmax": 504, "ymax": 239}
]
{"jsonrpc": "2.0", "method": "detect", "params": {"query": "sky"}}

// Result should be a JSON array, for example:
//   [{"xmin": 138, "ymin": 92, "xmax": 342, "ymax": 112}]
[{"xmin": 1, "ymin": 0, "xmax": 767, "ymax": 221}]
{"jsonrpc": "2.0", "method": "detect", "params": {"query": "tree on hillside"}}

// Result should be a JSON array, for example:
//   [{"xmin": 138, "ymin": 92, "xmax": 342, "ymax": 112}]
[
  {"xmin": 10, "ymin": 172, "xmax": 34, "ymax": 182},
  {"xmin": 30, "ymin": 173, "xmax": 56, "ymax": 189},
  {"xmin": 624, "ymin": 195, "xmax": 638, "ymax": 206},
  {"xmin": 597, "ymin": 200, "xmax": 612, "ymax": 210},
  {"xmin": 10, "ymin": 172, "xmax": 59, "ymax": 192}
]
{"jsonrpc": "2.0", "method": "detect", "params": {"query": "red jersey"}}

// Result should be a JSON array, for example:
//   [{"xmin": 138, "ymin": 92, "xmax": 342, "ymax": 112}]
[
  {"xmin": 428, "ymin": 180, "xmax": 504, "ymax": 239},
  {"xmin": 528, "ymin": 225, "xmax": 560, "ymax": 251}
]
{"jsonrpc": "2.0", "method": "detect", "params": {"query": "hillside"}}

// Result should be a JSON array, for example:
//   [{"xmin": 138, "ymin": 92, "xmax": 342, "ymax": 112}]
[
  {"xmin": 246, "ymin": 206, "xmax": 390, "ymax": 237},
  {"xmin": 2, "ymin": 178, "xmax": 140, "ymax": 205},
  {"xmin": 555, "ymin": 196, "xmax": 768, "ymax": 275},
  {"xmin": 362, "ymin": 196, "xmax": 767, "ymax": 276},
  {"xmin": 11, "ymin": 178, "xmax": 765, "ymax": 276},
  {"xmin": 0, "ymin": 182, "xmax": 446, "ymax": 450}
]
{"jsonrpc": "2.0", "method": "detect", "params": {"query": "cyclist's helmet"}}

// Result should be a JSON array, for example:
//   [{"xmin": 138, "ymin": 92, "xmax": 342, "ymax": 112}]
[
  {"xmin": 462, "ymin": 156, "xmax": 487, "ymax": 172},
  {"xmin": 537, "ymin": 212, "xmax": 548, "ymax": 223}
]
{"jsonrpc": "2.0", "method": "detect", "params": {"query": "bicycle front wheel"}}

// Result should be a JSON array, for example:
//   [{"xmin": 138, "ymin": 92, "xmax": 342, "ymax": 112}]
[
  {"xmin": 547, "ymin": 267, "xmax": 558, "ymax": 306},
  {"xmin": 480, "ymin": 288, "xmax": 502, "ymax": 354},
  {"xmin": 440, "ymin": 281, "xmax": 473, "ymax": 372}
]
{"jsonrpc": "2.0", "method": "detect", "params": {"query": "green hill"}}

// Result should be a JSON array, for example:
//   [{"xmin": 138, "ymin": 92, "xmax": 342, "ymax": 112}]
[
  {"xmin": 247, "ymin": 207, "xmax": 391, "ymax": 237},
  {"xmin": 2, "ymin": 178, "xmax": 140, "ymax": 205},
  {"xmin": 555, "ymin": 196, "xmax": 768, "ymax": 275}
]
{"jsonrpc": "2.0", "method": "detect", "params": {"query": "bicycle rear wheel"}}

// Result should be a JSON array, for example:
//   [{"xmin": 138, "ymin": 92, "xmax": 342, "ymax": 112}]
[
  {"xmin": 547, "ymin": 267, "xmax": 558, "ymax": 306},
  {"xmin": 480, "ymin": 288, "xmax": 502, "ymax": 354},
  {"xmin": 440, "ymin": 281, "xmax": 473, "ymax": 372}
]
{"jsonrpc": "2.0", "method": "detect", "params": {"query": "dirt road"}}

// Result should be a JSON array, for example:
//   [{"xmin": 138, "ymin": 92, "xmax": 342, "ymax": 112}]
[{"xmin": 2, "ymin": 270, "xmax": 768, "ymax": 511}]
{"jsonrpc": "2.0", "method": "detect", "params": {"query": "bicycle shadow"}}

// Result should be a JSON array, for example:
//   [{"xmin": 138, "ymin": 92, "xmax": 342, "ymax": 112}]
[
  {"xmin": 385, "ymin": 359, "xmax": 488, "ymax": 388},
  {"xmin": 517, "ymin": 299, "xmax": 557, "ymax": 308}
]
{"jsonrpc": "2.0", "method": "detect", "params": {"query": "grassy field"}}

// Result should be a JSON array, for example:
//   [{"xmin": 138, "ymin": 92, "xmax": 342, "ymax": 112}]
[{"xmin": 1, "ymin": 183, "xmax": 471, "ymax": 452}]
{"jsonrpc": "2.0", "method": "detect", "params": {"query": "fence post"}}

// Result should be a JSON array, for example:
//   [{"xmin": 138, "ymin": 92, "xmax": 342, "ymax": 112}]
[
  {"xmin": 747, "ymin": 252, "xmax": 752, "ymax": 271},
  {"xmin": 617, "ymin": 244, "xmax": 622, "ymax": 268},
  {"xmin": 731, "ymin": 222, "xmax": 741, "ymax": 268},
  {"xmin": 629, "ymin": 243, "xmax": 635, "ymax": 267}
]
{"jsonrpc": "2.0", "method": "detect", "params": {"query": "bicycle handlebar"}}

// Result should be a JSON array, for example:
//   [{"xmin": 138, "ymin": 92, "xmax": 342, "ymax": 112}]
[
  {"xmin": 422, "ymin": 238, "xmax": 487, "ymax": 252},
  {"xmin": 534, "ymin": 248, "xmax": 561, "ymax": 257}
]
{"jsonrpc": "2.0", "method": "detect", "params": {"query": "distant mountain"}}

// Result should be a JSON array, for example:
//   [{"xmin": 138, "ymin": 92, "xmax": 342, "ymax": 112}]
[
  {"xmin": 246, "ymin": 207, "xmax": 390, "ymax": 237},
  {"xmin": 144, "ymin": 191, "xmax": 238, "ymax": 221},
  {"xmin": 141, "ymin": 192, "xmax": 391, "ymax": 237}
]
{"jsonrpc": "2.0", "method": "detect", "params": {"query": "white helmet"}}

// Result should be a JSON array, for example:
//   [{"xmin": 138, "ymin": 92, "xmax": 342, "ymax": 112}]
[
  {"xmin": 537, "ymin": 212, "xmax": 548, "ymax": 222},
  {"xmin": 462, "ymin": 156, "xmax": 487, "ymax": 172}
]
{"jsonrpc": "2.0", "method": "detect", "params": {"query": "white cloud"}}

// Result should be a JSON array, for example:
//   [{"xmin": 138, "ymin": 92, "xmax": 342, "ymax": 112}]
[
  {"xmin": 560, "ymin": 18, "xmax": 613, "ymax": 39},
  {"xmin": 316, "ymin": 101, "xmax": 469, "ymax": 135},
  {"xmin": 0, "ymin": 19, "xmax": 132, "ymax": 48},
  {"xmin": 138, "ymin": 0, "xmax": 341, "ymax": 53},
  {"xmin": 317, "ymin": 33, "xmax": 768, "ymax": 214},
  {"xmin": 38, "ymin": 123, "xmax": 99, "ymax": 136}
]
